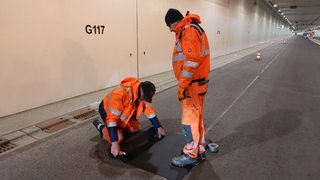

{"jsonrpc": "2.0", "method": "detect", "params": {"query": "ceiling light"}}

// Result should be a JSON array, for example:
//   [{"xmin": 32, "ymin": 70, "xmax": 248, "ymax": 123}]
[{"xmin": 273, "ymin": 4, "xmax": 277, "ymax": 7}]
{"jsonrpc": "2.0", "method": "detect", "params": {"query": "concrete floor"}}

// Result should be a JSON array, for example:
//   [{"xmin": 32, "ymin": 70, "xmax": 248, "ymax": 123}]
[{"xmin": 1, "ymin": 36, "xmax": 320, "ymax": 180}]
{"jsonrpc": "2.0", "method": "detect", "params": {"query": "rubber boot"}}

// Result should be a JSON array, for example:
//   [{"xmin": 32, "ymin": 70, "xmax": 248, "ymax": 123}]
[
  {"xmin": 92, "ymin": 119, "xmax": 104, "ymax": 137},
  {"xmin": 179, "ymin": 150, "xmax": 206, "ymax": 161},
  {"xmin": 198, "ymin": 152, "xmax": 206, "ymax": 161},
  {"xmin": 171, "ymin": 154, "xmax": 199, "ymax": 167}
]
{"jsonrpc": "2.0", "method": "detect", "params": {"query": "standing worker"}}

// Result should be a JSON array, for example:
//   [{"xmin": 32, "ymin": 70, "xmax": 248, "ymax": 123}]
[
  {"xmin": 92, "ymin": 77, "xmax": 166, "ymax": 157},
  {"xmin": 164, "ymin": 8, "xmax": 210, "ymax": 167}
]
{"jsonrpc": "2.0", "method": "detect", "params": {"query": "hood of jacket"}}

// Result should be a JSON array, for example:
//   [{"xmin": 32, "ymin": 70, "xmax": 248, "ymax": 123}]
[
  {"xmin": 175, "ymin": 13, "xmax": 201, "ymax": 35},
  {"xmin": 120, "ymin": 77, "xmax": 141, "ymax": 102}
]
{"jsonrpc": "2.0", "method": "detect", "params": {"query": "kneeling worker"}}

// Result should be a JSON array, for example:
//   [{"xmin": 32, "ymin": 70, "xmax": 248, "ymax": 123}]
[{"xmin": 93, "ymin": 77, "xmax": 166, "ymax": 157}]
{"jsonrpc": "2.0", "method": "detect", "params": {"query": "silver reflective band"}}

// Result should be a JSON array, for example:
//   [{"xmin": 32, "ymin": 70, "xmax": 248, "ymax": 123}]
[
  {"xmin": 145, "ymin": 103, "xmax": 151, "ymax": 108},
  {"xmin": 181, "ymin": 70, "xmax": 194, "ymax": 78},
  {"xmin": 201, "ymin": 34, "xmax": 206, "ymax": 56},
  {"xmin": 108, "ymin": 107, "xmax": 121, "ymax": 116},
  {"xmin": 184, "ymin": 61, "xmax": 199, "ymax": 68},
  {"xmin": 122, "ymin": 86, "xmax": 133, "ymax": 103},
  {"xmin": 107, "ymin": 122, "xmax": 117, "ymax": 127},
  {"xmin": 173, "ymin": 40, "xmax": 185, "ymax": 62},
  {"xmin": 203, "ymin": 49, "xmax": 210, "ymax": 56},
  {"xmin": 189, "ymin": 24, "xmax": 203, "ymax": 34},
  {"xmin": 120, "ymin": 115, "xmax": 130, "ymax": 121},
  {"xmin": 118, "ymin": 133, "xmax": 124, "ymax": 139},
  {"xmin": 146, "ymin": 113, "xmax": 156, "ymax": 119},
  {"xmin": 176, "ymin": 41, "xmax": 183, "ymax": 52},
  {"xmin": 97, "ymin": 124, "xmax": 103, "ymax": 130},
  {"xmin": 172, "ymin": 54, "xmax": 185, "ymax": 62}
]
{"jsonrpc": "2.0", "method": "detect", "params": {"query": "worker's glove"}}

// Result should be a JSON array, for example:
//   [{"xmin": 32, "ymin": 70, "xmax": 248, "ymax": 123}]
[{"xmin": 177, "ymin": 87, "xmax": 186, "ymax": 101}]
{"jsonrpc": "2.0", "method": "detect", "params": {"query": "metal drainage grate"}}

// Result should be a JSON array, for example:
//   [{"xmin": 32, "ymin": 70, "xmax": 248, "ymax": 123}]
[
  {"xmin": 0, "ymin": 138, "xmax": 17, "ymax": 154},
  {"xmin": 36, "ymin": 116, "xmax": 75, "ymax": 133},
  {"xmin": 68, "ymin": 107, "xmax": 98, "ymax": 120}
]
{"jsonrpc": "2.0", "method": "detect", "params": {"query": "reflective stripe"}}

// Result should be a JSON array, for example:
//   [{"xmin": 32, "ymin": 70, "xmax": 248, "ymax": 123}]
[
  {"xmin": 201, "ymin": 34, "xmax": 206, "ymax": 56},
  {"xmin": 182, "ymin": 70, "xmax": 194, "ymax": 78},
  {"xmin": 122, "ymin": 86, "xmax": 132, "ymax": 103},
  {"xmin": 176, "ymin": 40, "xmax": 183, "ymax": 53},
  {"xmin": 119, "ymin": 86, "xmax": 133, "ymax": 121},
  {"xmin": 97, "ymin": 124, "xmax": 104, "ymax": 130},
  {"xmin": 184, "ymin": 61, "xmax": 199, "ymax": 68},
  {"xmin": 173, "ymin": 41, "xmax": 185, "ymax": 62},
  {"xmin": 203, "ymin": 49, "xmax": 210, "ymax": 56},
  {"xmin": 189, "ymin": 24, "xmax": 203, "ymax": 34},
  {"xmin": 145, "ymin": 103, "xmax": 151, "ymax": 108},
  {"xmin": 172, "ymin": 53, "xmax": 185, "ymax": 62},
  {"xmin": 200, "ymin": 136, "xmax": 205, "ymax": 143},
  {"xmin": 118, "ymin": 133, "xmax": 124, "ymax": 140},
  {"xmin": 120, "ymin": 115, "xmax": 130, "ymax": 121},
  {"xmin": 146, "ymin": 113, "xmax": 156, "ymax": 119},
  {"xmin": 107, "ymin": 122, "xmax": 117, "ymax": 127},
  {"xmin": 108, "ymin": 107, "xmax": 121, "ymax": 116}
]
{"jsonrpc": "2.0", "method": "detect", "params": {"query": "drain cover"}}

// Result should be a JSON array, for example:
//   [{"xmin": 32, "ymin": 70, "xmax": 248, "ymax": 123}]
[
  {"xmin": 36, "ymin": 116, "xmax": 75, "ymax": 133},
  {"xmin": 68, "ymin": 107, "xmax": 98, "ymax": 120},
  {"xmin": 0, "ymin": 138, "xmax": 17, "ymax": 154}
]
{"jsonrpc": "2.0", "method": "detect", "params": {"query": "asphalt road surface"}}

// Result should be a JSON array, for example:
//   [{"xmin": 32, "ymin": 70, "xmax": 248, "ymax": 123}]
[{"xmin": 1, "ymin": 36, "xmax": 320, "ymax": 180}]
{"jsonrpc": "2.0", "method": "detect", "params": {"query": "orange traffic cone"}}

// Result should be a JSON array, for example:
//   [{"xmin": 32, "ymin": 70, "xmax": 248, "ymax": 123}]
[{"xmin": 256, "ymin": 51, "xmax": 261, "ymax": 61}]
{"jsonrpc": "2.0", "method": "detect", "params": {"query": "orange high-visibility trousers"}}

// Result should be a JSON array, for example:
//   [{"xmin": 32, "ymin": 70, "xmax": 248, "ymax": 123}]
[
  {"xmin": 181, "ymin": 83, "xmax": 206, "ymax": 158},
  {"xmin": 101, "ymin": 118, "xmax": 140, "ymax": 144}
]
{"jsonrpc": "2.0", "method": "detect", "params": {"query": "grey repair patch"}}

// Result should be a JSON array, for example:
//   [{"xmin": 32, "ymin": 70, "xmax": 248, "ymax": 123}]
[{"xmin": 181, "ymin": 125, "xmax": 193, "ymax": 143}]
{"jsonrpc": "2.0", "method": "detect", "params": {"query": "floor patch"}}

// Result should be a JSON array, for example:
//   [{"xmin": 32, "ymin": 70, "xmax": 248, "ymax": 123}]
[{"xmin": 119, "ymin": 129, "xmax": 193, "ymax": 179}]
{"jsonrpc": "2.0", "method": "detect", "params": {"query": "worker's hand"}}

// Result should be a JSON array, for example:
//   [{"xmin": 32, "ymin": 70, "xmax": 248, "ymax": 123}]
[
  {"xmin": 110, "ymin": 142, "xmax": 125, "ymax": 157},
  {"xmin": 157, "ymin": 127, "xmax": 166, "ymax": 139},
  {"xmin": 177, "ymin": 87, "xmax": 186, "ymax": 101}
]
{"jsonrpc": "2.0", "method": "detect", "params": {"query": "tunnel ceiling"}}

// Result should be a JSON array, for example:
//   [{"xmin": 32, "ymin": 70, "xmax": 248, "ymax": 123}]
[{"xmin": 265, "ymin": 0, "xmax": 320, "ymax": 31}]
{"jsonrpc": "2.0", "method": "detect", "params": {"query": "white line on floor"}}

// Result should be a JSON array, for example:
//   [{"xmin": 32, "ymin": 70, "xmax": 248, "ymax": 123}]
[{"xmin": 206, "ymin": 44, "xmax": 288, "ymax": 133}]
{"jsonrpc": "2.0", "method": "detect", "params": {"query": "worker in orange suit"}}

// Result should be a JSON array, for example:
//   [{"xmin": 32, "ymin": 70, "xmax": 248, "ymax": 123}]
[
  {"xmin": 92, "ymin": 77, "xmax": 166, "ymax": 157},
  {"xmin": 165, "ymin": 8, "xmax": 210, "ymax": 167}
]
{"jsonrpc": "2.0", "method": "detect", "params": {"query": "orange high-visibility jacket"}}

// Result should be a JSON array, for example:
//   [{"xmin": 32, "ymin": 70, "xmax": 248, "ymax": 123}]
[
  {"xmin": 172, "ymin": 13, "xmax": 210, "ymax": 89},
  {"xmin": 102, "ymin": 77, "xmax": 156, "ymax": 129}
]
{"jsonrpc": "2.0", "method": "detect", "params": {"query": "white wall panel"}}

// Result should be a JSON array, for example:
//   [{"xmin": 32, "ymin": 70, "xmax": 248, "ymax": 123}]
[
  {"xmin": 137, "ymin": 0, "xmax": 230, "ymax": 77},
  {"xmin": 0, "ymin": 0, "xmax": 293, "ymax": 117},
  {"xmin": 0, "ymin": 0, "xmax": 137, "ymax": 116},
  {"xmin": 137, "ymin": 0, "xmax": 174, "ymax": 78}
]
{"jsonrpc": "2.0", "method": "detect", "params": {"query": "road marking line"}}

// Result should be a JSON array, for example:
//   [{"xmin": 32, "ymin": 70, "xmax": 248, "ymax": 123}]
[
  {"xmin": 206, "ymin": 44, "xmax": 288, "ymax": 133},
  {"xmin": 309, "ymin": 38, "xmax": 320, "ymax": 45}
]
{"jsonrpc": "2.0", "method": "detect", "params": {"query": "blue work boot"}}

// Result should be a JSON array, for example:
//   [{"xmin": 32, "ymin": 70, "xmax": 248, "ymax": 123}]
[
  {"xmin": 171, "ymin": 154, "xmax": 199, "ymax": 167},
  {"xmin": 92, "ymin": 119, "xmax": 104, "ymax": 137}
]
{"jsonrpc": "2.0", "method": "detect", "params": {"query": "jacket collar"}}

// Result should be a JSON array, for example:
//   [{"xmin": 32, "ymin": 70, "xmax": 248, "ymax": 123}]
[{"xmin": 175, "ymin": 13, "xmax": 201, "ymax": 36}]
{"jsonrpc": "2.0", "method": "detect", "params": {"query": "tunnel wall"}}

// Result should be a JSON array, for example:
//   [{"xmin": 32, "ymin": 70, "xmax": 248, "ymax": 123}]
[{"xmin": 0, "ymin": 0, "xmax": 292, "ymax": 117}]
